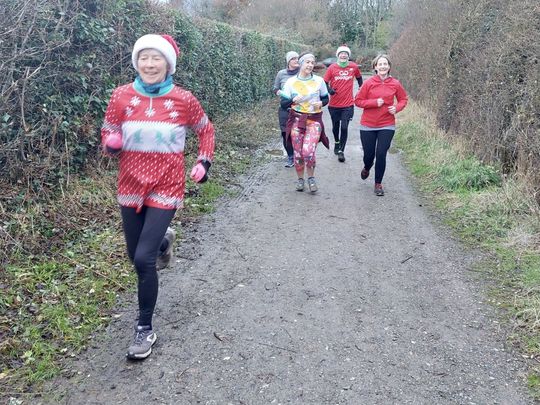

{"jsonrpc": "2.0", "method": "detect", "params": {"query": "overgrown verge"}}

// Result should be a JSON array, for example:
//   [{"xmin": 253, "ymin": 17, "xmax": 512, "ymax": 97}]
[
  {"xmin": 0, "ymin": 0, "xmax": 306, "ymax": 266},
  {"xmin": 0, "ymin": 99, "xmax": 279, "ymax": 401},
  {"xmin": 390, "ymin": 0, "xmax": 540, "ymax": 196},
  {"xmin": 395, "ymin": 102, "xmax": 540, "ymax": 399},
  {"xmin": 1, "ymin": 0, "xmax": 304, "ymax": 398}
]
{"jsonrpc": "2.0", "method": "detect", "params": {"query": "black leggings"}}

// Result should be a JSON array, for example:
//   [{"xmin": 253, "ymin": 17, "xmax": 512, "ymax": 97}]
[
  {"xmin": 121, "ymin": 206, "xmax": 176, "ymax": 328},
  {"xmin": 360, "ymin": 129, "xmax": 395, "ymax": 183},
  {"xmin": 281, "ymin": 131, "xmax": 294, "ymax": 158},
  {"xmin": 329, "ymin": 106, "xmax": 354, "ymax": 151},
  {"xmin": 278, "ymin": 107, "xmax": 294, "ymax": 158}
]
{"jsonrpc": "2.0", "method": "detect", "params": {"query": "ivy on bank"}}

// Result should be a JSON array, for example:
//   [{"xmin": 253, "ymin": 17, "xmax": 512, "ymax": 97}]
[{"xmin": 1, "ymin": 0, "xmax": 304, "ymax": 191}]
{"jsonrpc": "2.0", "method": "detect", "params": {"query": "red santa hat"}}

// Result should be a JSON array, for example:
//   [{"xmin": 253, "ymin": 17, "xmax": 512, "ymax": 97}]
[{"xmin": 132, "ymin": 34, "xmax": 180, "ymax": 75}]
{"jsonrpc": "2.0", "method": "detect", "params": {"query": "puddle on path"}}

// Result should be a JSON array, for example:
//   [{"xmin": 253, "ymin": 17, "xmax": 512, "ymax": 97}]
[{"xmin": 265, "ymin": 149, "xmax": 283, "ymax": 157}]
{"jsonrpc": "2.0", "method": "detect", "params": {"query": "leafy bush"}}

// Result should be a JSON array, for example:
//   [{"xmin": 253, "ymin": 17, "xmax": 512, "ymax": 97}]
[{"xmin": 0, "ymin": 0, "xmax": 305, "ymax": 265}]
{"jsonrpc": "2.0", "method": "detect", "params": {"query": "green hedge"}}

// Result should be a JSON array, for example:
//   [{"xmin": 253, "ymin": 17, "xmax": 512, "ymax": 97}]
[{"xmin": 0, "ymin": 0, "xmax": 304, "ymax": 190}]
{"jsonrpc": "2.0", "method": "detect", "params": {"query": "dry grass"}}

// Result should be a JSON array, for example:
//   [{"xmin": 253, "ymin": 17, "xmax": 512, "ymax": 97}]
[
  {"xmin": 396, "ymin": 100, "xmax": 540, "ymax": 397},
  {"xmin": 391, "ymin": 0, "xmax": 540, "ymax": 193}
]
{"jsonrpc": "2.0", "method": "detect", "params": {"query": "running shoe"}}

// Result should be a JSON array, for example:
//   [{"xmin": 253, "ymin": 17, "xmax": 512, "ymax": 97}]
[
  {"xmin": 361, "ymin": 168, "xmax": 370, "ymax": 180},
  {"xmin": 284, "ymin": 156, "xmax": 294, "ymax": 168},
  {"xmin": 308, "ymin": 177, "xmax": 318, "ymax": 193},
  {"xmin": 126, "ymin": 325, "xmax": 157, "ymax": 360},
  {"xmin": 337, "ymin": 151, "xmax": 345, "ymax": 162},
  {"xmin": 296, "ymin": 178, "xmax": 305, "ymax": 192},
  {"xmin": 374, "ymin": 183, "xmax": 384, "ymax": 196},
  {"xmin": 156, "ymin": 227, "xmax": 176, "ymax": 270}
]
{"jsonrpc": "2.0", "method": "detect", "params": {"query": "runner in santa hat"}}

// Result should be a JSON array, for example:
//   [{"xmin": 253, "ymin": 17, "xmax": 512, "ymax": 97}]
[
  {"xmin": 101, "ymin": 33, "xmax": 215, "ymax": 360},
  {"xmin": 323, "ymin": 45, "xmax": 363, "ymax": 163}
]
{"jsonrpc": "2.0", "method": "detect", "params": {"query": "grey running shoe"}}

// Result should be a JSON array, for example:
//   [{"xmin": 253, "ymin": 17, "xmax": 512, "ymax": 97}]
[
  {"xmin": 308, "ymin": 177, "xmax": 318, "ymax": 193},
  {"xmin": 374, "ymin": 183, "xmax": 384, "ymax": 196},
  {"xmin": 296, "ymin": 178, "xmax": 305, "ymax": 192},
  {"xmin": 156, "ymin": 227, "xmax": 176, "ymax": 270},
  {"xmin": 337, "ymin": 151, "xmax": 345, "ymax": 162},
  {"xmin": 126, "ymin": 326, "xmax": 157, "ymax": 360},
  {"xmin": 284, "ymin": 156, "xmax": 294, "ymax": 168}
]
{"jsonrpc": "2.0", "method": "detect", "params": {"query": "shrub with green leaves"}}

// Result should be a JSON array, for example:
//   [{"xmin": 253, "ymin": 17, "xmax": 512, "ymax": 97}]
[
  {"xmin": 0, "ymin": 0, "xmax": 306, "ymax": 264},
  {"xmin": 0, "ymin": 0, "xmax": 306, "ymax": 395}
]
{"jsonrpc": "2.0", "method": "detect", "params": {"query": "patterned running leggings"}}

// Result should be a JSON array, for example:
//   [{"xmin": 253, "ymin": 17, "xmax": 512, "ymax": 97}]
[{"xmin": 291, "ymin": 119, "xmax": 321, "ymax": 170}]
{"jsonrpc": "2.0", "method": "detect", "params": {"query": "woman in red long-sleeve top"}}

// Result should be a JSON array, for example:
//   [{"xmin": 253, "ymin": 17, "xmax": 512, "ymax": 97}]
[
  {"xmin": 354, "ymin": 54, "xmax": 408, "ymax": 196},
  {"xmin": 101, "ymin": 34, "xmax": 215, "ymax": 360}
]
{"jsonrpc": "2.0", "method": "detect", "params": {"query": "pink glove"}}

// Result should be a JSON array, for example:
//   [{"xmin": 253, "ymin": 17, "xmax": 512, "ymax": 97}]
[
  {"xmin": 104, "ymin": 134, "xmax": 122, "ymax": 155},
  {"xmin": 190, "ymin": 161, "xmax": 211, "ymax": 183}
]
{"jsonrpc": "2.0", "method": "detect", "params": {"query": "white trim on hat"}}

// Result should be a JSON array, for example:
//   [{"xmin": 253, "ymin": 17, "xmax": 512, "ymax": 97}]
[
  {"xmin": 132, "ymin": 34, "xmax": 177, "ymax": 75},
  {"xmin": 336, "ymin": 46, "xmax": 351, "ymax": 58}
]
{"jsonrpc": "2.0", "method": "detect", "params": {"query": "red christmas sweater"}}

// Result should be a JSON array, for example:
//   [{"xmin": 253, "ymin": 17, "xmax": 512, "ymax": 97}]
[
  {"xmin": 354, "ymin": 75, "xmax": 408, "ymax": 127},
  {"xmin": 323, "ymin": 62, "xmax": 362, "ymax": 108},
  {"xmin": 101, "ymin": 83, "xmax": 215, "ymax": 212}
]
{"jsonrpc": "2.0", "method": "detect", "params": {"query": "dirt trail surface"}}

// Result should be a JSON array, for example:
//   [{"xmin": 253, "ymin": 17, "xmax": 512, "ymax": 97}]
[{"xmin": 42, "ymin": 108, "xmax": 530, "ymax": 405}]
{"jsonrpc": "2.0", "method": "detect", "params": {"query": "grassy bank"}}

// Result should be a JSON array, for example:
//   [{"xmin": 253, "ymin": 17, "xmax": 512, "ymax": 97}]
[
  {"xmin": 0, "ymin": 99, "xmax": 279, "ymax": 401},
  {"xmin": 395, "ymin": 102, "xmax": 540, "ymax": 398}
]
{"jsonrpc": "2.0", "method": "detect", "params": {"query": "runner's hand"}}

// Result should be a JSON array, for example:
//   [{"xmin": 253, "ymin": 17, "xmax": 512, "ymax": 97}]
[
  {"xmin": 190, "ymin": 161, "xmax": 211, "ymax": 183},
  {"xmin": 104, "ymin": 134, "xmax": 122, "ymax": 155}
]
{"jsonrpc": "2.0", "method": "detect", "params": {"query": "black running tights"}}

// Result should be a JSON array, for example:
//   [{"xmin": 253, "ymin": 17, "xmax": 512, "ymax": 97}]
[
  {"xmin": 281, "ymin": 131, "xmax": 294, "ymax": 158},
  {"xmin": 360, "ymin": 129, "xmax": 395, "ymax": 183},
  {"xmin": 121, "ymin": 206, "xmax": 176, "ymax": 328},
  {"xmin": 331, "ymin": 117, "xmax": 351, "ymax": 151}
]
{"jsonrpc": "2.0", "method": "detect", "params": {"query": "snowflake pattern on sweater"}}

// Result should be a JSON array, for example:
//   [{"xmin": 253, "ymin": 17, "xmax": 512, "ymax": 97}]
[{"xmin": 101, "ymin": 83, "xmax": 215, "ymax": 212}]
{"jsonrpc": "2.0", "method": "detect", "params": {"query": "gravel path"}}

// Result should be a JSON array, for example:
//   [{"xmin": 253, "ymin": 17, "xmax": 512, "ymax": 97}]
[{"xmin": 42, "ymin": 106, "xmax": 530, "ymax": 405}]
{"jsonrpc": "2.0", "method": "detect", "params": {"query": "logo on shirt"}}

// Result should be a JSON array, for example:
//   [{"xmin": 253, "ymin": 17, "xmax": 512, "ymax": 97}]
[{"xmin": 335, "ymin": 72, "xmax": 353, "ymax": 81}]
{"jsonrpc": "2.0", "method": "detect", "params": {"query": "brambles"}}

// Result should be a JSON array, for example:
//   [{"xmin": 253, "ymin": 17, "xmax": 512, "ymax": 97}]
[{"xmin": 390, "ymin": 0, "xmax": 540, "ymax": 199}]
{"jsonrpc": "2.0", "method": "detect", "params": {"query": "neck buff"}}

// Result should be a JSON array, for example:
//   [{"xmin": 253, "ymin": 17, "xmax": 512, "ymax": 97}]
[
  {"xmin": 287, "ymin": 67, "xmax": 300, "ymax": 75},
  {"xmin": 135, "ymin": 74, "xmax": 173, "ymax": 95},
  {"xmin": 338, "ymin": 60, "xmax": 349, "ymax": 68}
]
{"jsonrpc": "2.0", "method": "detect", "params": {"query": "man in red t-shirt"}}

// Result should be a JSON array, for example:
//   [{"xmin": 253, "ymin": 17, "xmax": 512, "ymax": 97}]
[{"xmin": 323, "ymin": 45, "xmax": 363, "ymax": 162}]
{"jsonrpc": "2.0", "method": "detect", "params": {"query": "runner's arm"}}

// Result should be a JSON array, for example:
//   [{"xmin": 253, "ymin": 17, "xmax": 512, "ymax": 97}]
[
  {"xmin": 325, "ymin": 81, "xmax": 336, "ymax": 95},
  {"xmin": 321, "ymin": 94, "xmax": 329, "ymax": 107},
  {"xmin": 280, "ymin": 95, "xmax": 294, "ymax": 109}
]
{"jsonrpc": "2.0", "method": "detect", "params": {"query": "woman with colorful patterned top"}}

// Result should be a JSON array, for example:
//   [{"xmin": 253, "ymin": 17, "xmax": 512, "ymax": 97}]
[
  {"xmin": 280, "ymin": 53, "xmax": 330, "ymax": 193},
  {"xmin": 101, "ymin": 34, "xmax": 215, "ymax": 360}
]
